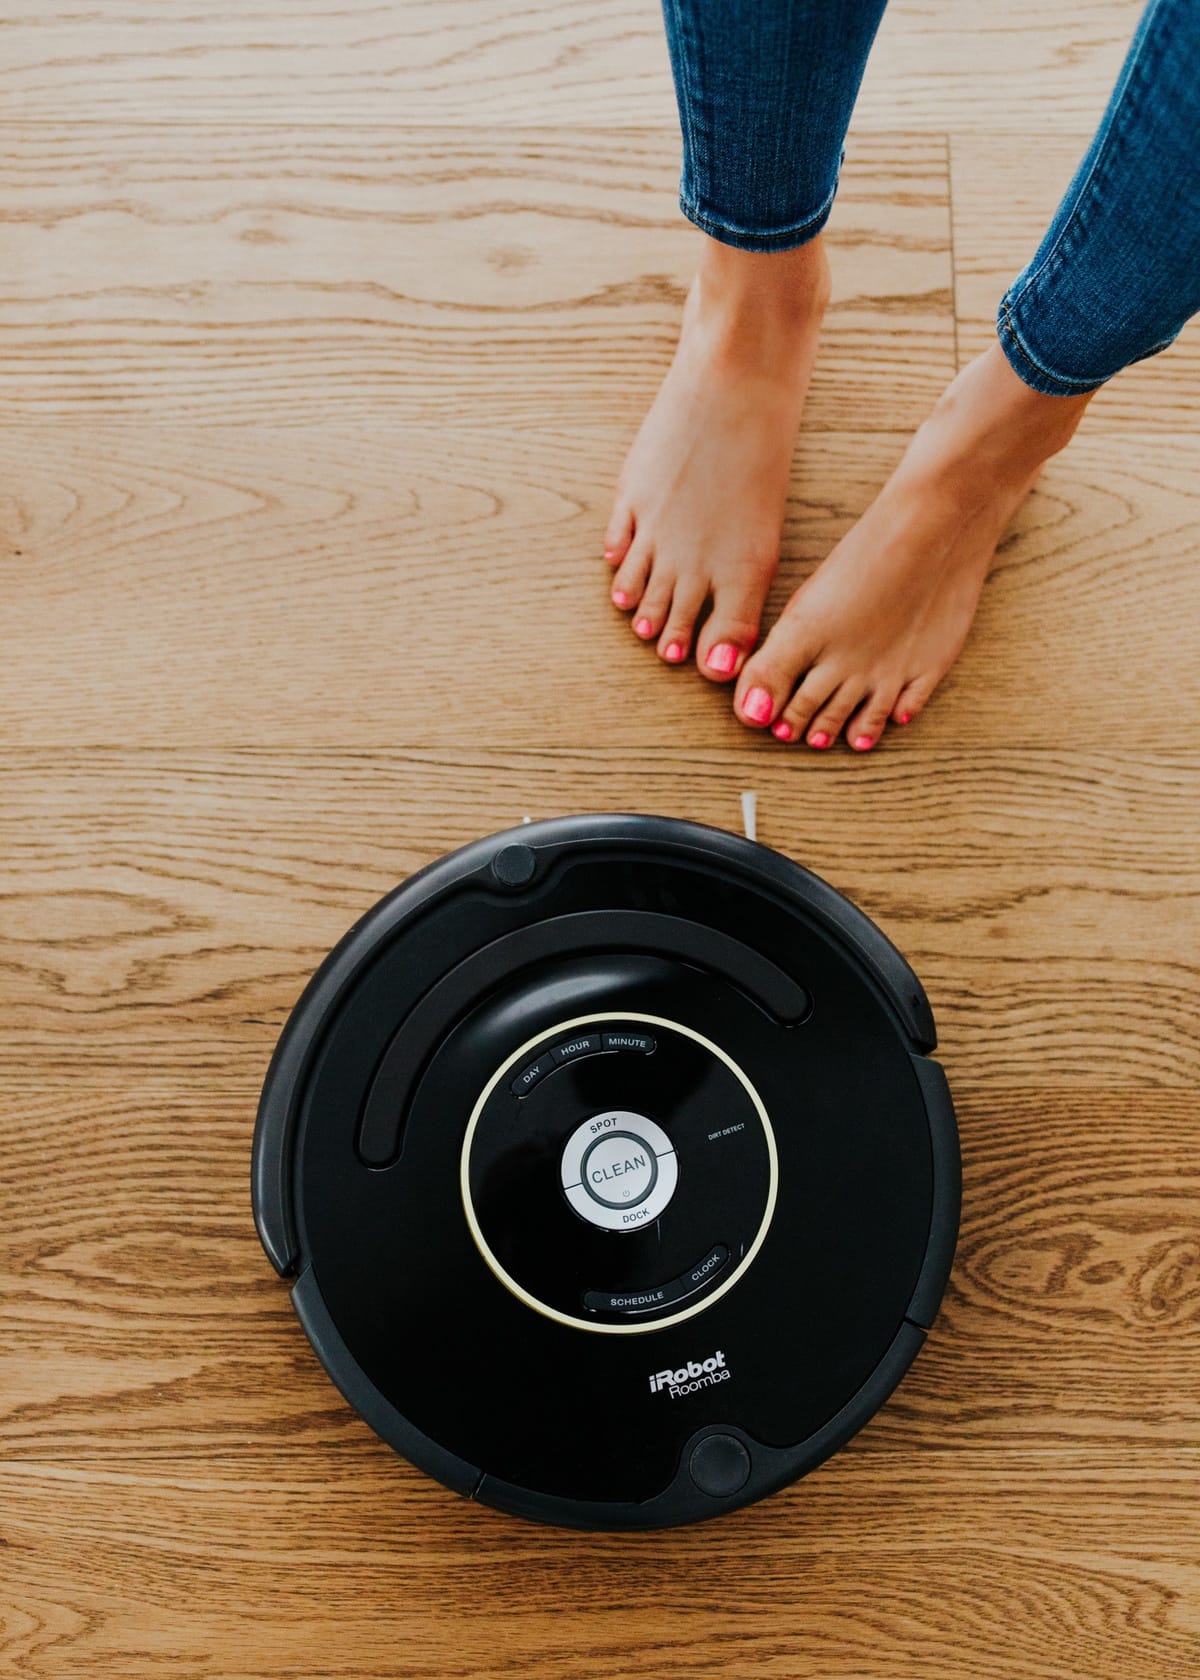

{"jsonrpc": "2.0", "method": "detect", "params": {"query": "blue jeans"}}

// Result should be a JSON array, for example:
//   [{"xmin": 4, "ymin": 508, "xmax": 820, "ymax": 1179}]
[{"xmin": 661, "ymin": 0, "xmax": 1200, "ymax": 395}]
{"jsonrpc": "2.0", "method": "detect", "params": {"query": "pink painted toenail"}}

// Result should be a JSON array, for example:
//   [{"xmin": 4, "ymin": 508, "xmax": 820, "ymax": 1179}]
[
  {"xmin": 898, "ymin": 712, "xmax": 912, "ymax": 724},
  {"xmin": 853, "ymin": 735, "xmax": 874, "ymax": 751},
  {"xmin": 809, "ymin": 731, "xmax": 831, "ymax": 749},
  {"xmin": 634, "ymin": 617, "xmax": 654, "ymax": 638},
  {"xmin": 604, "ymin": 547, "xmax": 617, "ymax": 562},
  {"xmin": 706, "ymin": 642, "xmax": 739, "ymax": 675},
  {"xmin": 662, "ymin": 642, "xmax": 685, "ymax": 663},
  {"xmin": 612, "ymin": 589, "xmax": 629, "ymax": 608},
  {"xmin": 742, "ymin": 686, "xmax": 773, "ymax": 724},
  {"xmin": 772, "ymin": 720, "xmax": 795, "ymax": 741}
]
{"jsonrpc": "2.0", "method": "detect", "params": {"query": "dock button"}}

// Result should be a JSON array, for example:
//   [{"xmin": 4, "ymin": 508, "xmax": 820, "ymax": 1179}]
[
  {"xmin": 509, "ymin": 1054, "xmax": 556, "ymax": 1096},
  {"xmin": 602, "ymin": 1031, "xmax": 656, "ymax": 1055},
  {"xmin": 551, "ymin": 1033, "xmax": 602, "ymax": 1066}
]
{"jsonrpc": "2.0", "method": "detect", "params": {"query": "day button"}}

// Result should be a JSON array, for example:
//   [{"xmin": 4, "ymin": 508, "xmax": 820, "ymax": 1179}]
[{"xmin": 509, "ymin": 1054, "xmax": 555, "ymax": 1096}]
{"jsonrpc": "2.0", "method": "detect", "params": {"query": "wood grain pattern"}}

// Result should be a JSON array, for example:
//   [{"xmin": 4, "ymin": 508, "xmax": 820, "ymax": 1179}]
[
  {"xmin": 2, "ymin": 422, "xmax": 1199, "ymax": 749},
  {"xmin": 951, "ymin": 133, "xmax": 1200, "ymax": 431},
  {"xmin": 2, "ymin": 1079, "xmax": 1197, "ymax": 1461},
  {"xmin": 0, "ymin": 0, "xmax": 1147, "ymax": 133},
  {"xmin": 2, "ymin": 5, "xmax": 1199, "ymax": 1677},
  {"xmin": 1, "ymin": 748, "xmax": 1198, "ymax": 1086},
  {"xmin": 2, "ymin": 1451, "xmax": 1198, "ymax": 1680},
  {"xmin": 0, "ymin": 125, "xmax": 953, "ymax": 429}
]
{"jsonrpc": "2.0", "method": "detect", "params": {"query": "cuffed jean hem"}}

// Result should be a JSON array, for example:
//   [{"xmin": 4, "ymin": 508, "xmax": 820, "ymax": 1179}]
[
  {"xmin": 997, "ymin": 295, "xmax": 1106, "ymax": 395},
  {"xmin": 678, "ymin": 177, "xmax": 837, "ymax": 252},
  {"xmin": 997, "ymin": 292, "xmax": 1180, "ymax": 398}
]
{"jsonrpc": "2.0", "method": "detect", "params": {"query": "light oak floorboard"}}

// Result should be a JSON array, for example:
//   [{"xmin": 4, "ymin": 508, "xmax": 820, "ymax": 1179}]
[
  {"xmin": 2, "ymin": 423, "xmax": 1198, "ymax": 749},
  {"xmin": 0, "ymin": 748, "xmax": 1197, "ymax": 1084},
  {"xmin": 0, "ymin": 125, "xmax": 953, "ymax": 430},
  {"xmin": 2, "ymin": 1458, "xmax": 1197, "ymax": 1678},
  {"xmin": 0, "ymin": 0, "xmax": 1147, "ymax": 134}
]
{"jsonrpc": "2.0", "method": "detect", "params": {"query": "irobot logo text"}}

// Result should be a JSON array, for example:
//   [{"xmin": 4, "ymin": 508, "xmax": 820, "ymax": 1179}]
[{"xmin": 648, "ymin": 1350, "xmax": 730, "ymax": 1398}]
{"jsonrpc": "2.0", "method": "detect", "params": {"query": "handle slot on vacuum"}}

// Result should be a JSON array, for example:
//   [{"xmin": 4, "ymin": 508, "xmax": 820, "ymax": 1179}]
[{"xmin": 357, "ymin": 909, "xmax": 810, "ymax": 1167}]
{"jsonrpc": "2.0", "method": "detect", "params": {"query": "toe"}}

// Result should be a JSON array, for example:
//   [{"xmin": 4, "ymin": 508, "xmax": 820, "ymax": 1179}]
[
  {"xmin": 892, "ymin": 674, "xmax": 937, "ymax": 726},
  {"xmin": 697, "ymin": 570, "xmax": 774, "ymax": 684},
  {"xmin": 770, "ymin": 663, "xmax": 841, "ymax": 745},
  {"xmin": 736, "ymin": 680, "xmax": 779, "ymax": 729},
  {"xmin": 805, "ymin": 679, "xmax": 864, "ymax": 749},
  {"xmin": 657, "ymin": 582, "xmax": 706, "ymax": 665},
  {"xmin": 845, "ymin": 687, "xmax": 898, "ymax": 753},
  {"xmin": 604, "ymin": 501, "xmax": 634, "ymax": 568},
  {"xmin": 698, "ymin": 614, "xmax": 760, "ymax": 683},
  {"xmin": 732, "ymin": 608, "xmax": 821, "ymax": 715},
  {"xmin": 610, "ymin": 538, "xmax": 653, "ymax": 612},
  {"xmin": 632, "ymin": 574, "xmax": 675, "ymax": 642}
]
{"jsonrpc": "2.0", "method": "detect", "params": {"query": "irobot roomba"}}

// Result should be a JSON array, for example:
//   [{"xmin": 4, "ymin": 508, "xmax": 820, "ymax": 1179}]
[{"xmin": 252, "ymin": 814, "xmax": 959, "ymax": 1530}]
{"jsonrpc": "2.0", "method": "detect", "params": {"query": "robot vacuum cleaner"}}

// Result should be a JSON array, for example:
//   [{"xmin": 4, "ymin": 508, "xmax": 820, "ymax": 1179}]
[{"xmin": 252, "ymin": 813, "xmax": 959, "ymax": 1530}]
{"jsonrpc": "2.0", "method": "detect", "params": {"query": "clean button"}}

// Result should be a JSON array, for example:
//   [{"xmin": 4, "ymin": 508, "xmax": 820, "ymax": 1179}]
[
  {"xmin": 580, "ymin": 1131, "xmax": 658, "ymax": 1208},
  {"xmin": 560, "ymin": 1111, "xmax": 678, "ymax": 1232}
]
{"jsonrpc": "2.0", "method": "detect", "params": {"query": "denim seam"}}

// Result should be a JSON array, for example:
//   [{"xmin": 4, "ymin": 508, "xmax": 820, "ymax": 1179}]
[
  {"xmin": 1004, "ymin": 0, "xmax": 1167, "ymax": 322},
  {"xmin": 997, "ymin": 298, "xmax": 1107, "ymax": 393},
  {"xmin": 664, "ymin": 0, "xmax": 706, "ymax": 222},
  {"xmin": 678, "ymin": 174, "xmax": 839, "ymax": 251}
]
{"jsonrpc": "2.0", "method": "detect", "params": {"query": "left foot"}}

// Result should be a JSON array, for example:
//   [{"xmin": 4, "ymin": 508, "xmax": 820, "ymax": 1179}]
[
  {"xmin": 732, "ymin": 341, "xmax": 1095, "ymax": 750},
  {"xmin": 603, "ymin": 234, "xmax": 830, "ymax": 679}
]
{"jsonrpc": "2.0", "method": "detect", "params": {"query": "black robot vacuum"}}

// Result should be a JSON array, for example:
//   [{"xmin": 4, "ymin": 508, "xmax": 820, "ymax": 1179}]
[{"xmin": 252, "ymin": 814, "xmax": 959, "ymax": 1530}]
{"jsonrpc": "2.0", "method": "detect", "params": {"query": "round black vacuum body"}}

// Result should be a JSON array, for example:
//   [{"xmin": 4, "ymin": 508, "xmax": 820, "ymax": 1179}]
[{"xmin": 252, "ymin": 815, "xmax": 959, "ymax": 1530}]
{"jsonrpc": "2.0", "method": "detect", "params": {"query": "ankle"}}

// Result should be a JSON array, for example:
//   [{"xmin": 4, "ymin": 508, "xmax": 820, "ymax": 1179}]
[
  {"xmin": 690, "ymin": 234, "xmax": 831, "ymax": 363},
  {"xmin": 936, "ymin": 342, "xmax": 1092, "ymax": 470},
  {"xmin": 910, "ymin": 342, "xmax": 1092, "ymax": 499}
]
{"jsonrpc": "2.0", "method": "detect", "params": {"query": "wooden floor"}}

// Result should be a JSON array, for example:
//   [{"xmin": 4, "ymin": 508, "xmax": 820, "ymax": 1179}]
[{"xmin": 3, "ymin": 4, "xmax": 1199, "ymax": 1676}]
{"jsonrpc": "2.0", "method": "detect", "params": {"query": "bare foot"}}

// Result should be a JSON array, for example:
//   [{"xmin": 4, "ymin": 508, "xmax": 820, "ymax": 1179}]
[
  {"xmin": 605, "ymin": 233, "xmax": 830, "ymax": 680},
  {"xmin": 731, "ymin": 341, "xmax": 1096, "ymax": 749}
]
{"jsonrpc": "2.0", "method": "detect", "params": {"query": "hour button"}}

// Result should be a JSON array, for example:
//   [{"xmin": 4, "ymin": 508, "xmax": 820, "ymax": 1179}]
[{"xmin": 552, "ymin": 1033, "xmax": 602, "ymax": 1066}]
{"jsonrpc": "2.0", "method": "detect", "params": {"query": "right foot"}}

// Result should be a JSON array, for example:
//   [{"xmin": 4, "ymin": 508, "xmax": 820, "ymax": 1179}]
[
  {"xmin": 604, "ymin": 234, "xmax": 831, "ymax": 681},
  {"xmin": 729, "ymin": 341, "xmax": 1093, "ymax": 750}
]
